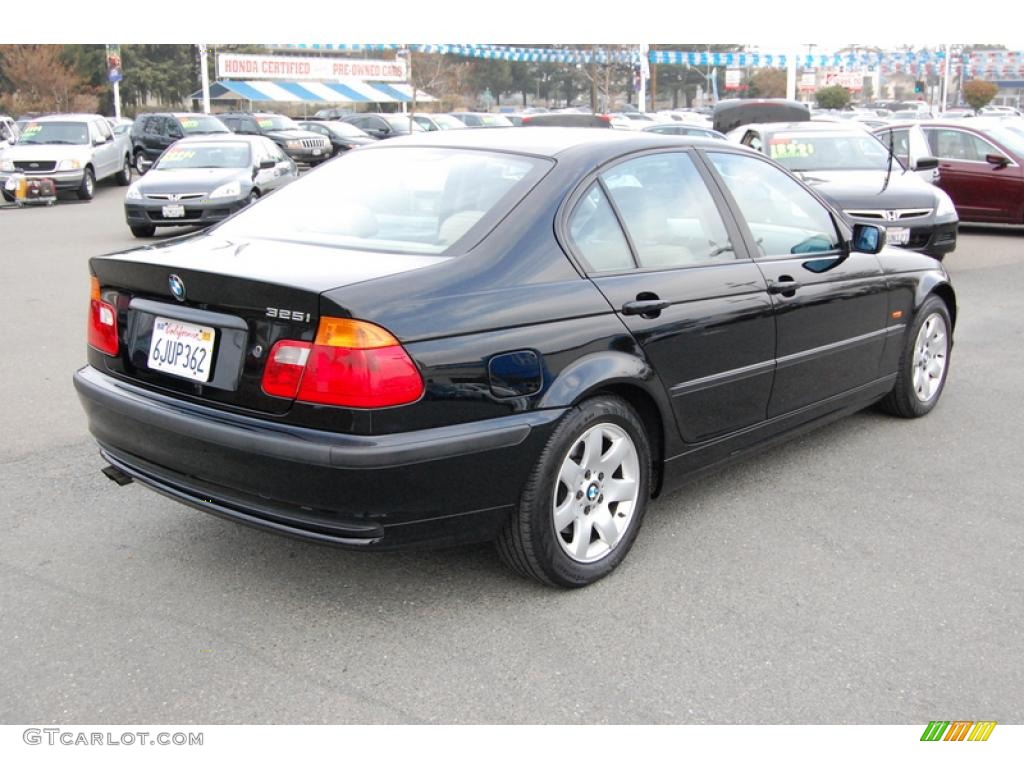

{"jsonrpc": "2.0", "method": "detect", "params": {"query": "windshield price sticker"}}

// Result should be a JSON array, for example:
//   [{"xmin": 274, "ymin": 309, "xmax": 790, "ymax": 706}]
[
  {"xmin": 769, "ymin": 140, "xmax": 816, "ymax": 160},
  {"xmin": 148, "ymin": 317, "xmax": 216, "ymax": 383},
  {"xmin": 162, "ymin": 149, "xmax": 196, "ymax": 163},
  {"xmin": 180, "ymin": 119, "xmax": 199, "ymax": 129},
  {"xmin": 257, "ymin": 119, "xmax": 274, "ymax": 129},
  {"xmin": 22, "ymin": 123, "xmax": 41, "ymax": 137}
]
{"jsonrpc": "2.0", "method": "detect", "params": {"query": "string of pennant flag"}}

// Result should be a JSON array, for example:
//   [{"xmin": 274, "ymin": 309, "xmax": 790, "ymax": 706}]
[{"xmin": 266, "ymin": 44, "xmax": 1024, "ymax": 78}]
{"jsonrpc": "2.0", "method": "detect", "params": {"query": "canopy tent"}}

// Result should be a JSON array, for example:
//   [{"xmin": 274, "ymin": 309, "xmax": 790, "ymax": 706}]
[{"xmin": 191, "ymin": 79, "xmax": 436, "ymax": 104}]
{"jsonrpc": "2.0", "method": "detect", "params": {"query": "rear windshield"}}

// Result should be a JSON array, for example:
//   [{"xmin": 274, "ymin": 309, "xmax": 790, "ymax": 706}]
[
  {"xmin": 17, "ymin": 121, "xmax": 89, "ymax": 145},
  {"xmin": 176, "ymin": 115, "xmax": 230, "ymax": 134},
  {"xmin": 155, "ymin": 143, "xmax": 251, "ymax": 170},
  {"xmin": 213, "ymin": 146, "xmax": 552, "ymax": 255}
]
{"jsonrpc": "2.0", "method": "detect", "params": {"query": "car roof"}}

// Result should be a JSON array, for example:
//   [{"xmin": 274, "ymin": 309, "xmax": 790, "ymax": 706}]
[
  {"xmin": 175, "ymin": 135, "xmax": 262, "ymax": 145},
  {"xmin": 736, "ymin": 121, "xmax": 858, "ymax": 133},
  {"xmin": 363, "ymin": 126, "xmax": 741, "ymax": 158},
  {"xmin": 884, "ymin": 118, "xmax": 1017, "ymax": 131},
  {"xmin": 27, "ymin": 113, "xmax": 105, "ymax": 123}
]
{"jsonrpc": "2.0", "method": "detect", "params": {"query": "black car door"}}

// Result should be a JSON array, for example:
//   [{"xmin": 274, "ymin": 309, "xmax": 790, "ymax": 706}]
[
  {"xmin": 142, "ymin": 117, "xmax": 162, "ymax": 159},
  {"xmin": 566, "ymin": 150, "xmax": 775, "ymax": 443},
  {"xmin": 703, "ymin": 149, "xmax": 890, "ymax": 419}
]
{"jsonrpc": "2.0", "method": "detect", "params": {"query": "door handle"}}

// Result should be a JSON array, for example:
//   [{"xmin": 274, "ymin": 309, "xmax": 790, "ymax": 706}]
[
  {"xmin": 767, "ymin": 279, "xmax": 802, "ymax": 295},
  {"xmin": 622, "ymin": 299, "xmax": 671, "ymax": 316}
]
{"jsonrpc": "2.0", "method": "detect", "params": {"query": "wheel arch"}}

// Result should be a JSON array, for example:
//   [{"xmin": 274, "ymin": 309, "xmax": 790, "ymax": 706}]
[
  {"xmin": 918, "ymin": 277, "xmax": 957, "ymax": 331},
  {"xmin": 537, "ymin": 351, "xmax": 673, "ymax": 497}
]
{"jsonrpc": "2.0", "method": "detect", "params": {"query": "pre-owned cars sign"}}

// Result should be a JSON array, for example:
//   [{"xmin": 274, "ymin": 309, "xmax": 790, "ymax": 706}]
[{"xmin": 217, "ymin": 53, "xmax": 408, "ymax": 82}]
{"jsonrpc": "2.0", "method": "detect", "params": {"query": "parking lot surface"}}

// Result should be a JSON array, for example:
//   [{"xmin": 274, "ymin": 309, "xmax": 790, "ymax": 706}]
[{"xmin": 1, "ymin": 182, "xmax": 1022, "ymax": 723}]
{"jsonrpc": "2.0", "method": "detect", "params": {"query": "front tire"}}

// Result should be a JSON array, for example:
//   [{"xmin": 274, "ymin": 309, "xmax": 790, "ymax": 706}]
[
  {"xmin": 879, "ymin": 295, "xmax": 952, "ymax": 418},
  {"xmin": 76, "ymin": 167, "xmax": 95, "ymax": 200},
  {"xmin": 133, "ymin": 151, "xmax": 148, "ymax": 175},
  {"xmin": 497, "ymin": 395, "xmax": 652, "ymax": 587},
  {"xmin": 115, "ymin": 156, "xmax": 131, "ymax": 186}
]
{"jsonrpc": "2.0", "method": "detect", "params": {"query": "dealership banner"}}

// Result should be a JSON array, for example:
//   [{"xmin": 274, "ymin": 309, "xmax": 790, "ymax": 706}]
[
  {"xmin": 106, "ymin": 44, "xmax": 123, "ymax": 83},
  {"xmin": 217, "ymin": 53, "xmax": 407, "ymax": 82}
]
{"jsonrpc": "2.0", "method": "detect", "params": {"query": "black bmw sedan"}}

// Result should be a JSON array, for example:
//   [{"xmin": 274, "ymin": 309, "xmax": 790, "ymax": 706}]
[{"xmin": 77, "ymin": 128, "xmax": 957, "ymax": 587}]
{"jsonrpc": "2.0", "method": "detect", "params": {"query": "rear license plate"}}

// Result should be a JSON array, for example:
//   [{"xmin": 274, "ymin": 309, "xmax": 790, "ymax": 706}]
[
  {"xmin": 148, "ymin": 317, "xmax": 215, "ymax": 382},
  {"xmin": 162, "ymin": 204, "xmax": 185, "ymax": 218},
  {"xmin": 887, "ymin": 227, "xmax": 910, "ymax": 245}
]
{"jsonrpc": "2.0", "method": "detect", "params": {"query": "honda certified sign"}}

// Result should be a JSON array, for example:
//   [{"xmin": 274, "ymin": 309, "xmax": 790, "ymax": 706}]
[{"xmin": 217, "ymin": 53, "xmax": 407, "ymax": 82}]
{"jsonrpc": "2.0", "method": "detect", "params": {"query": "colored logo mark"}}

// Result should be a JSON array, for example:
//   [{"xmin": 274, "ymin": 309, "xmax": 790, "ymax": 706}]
[{"xmin": 920, "ymin": 721, "xmax": 996, "ymax": 741}]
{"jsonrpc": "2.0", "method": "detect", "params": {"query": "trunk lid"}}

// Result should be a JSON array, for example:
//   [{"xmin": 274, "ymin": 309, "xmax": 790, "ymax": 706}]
[{"xmin": 90, "ymin": 234, "xmax": 444, "ymax": 415}]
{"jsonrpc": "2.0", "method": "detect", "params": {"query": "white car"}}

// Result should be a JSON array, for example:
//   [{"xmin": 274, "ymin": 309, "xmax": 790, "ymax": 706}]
[
  {"xmin": 0, "ymin": 113, "xmax": 131, "ymax": 201},
  {"xmin": 0, "ymin": 115, "xmax": 18, "ymax": 149}
]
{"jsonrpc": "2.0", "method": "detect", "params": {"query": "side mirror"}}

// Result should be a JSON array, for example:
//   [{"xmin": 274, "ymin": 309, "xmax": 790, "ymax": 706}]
[
  {"xmin": 912, "ymin": 156, "xmax": 939, "ymax": 171},
  {"xmin": 986, "ymin": 153, "xmax": 1010, "ymax": 168},
  {"xmin": 259, "ymin": 159, "xmax": 275, "ymax": 169},
  {"xmin": 852, "ymin": 223, "xmax": 885, "ymax": 254}
]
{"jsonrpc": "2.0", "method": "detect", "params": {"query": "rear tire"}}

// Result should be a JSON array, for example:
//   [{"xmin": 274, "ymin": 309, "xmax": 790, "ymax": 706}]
[
  {"xmin": 130, "ymin": 224, "xmax": 156, "ymax": 238},
  {"xmin": 497, "ymin": 395, "xmax": 651, "ymax": 588},
  {"xmin": 1, "ymin": 188, "xmax": 13, "ymax": 203},
  {"xmin": 76, "ymin": 167, "xmax": 95, "ymax": 200},
  {"xmin": 879, "ymin": 295, "xmax": 952, "ymax": 418}
]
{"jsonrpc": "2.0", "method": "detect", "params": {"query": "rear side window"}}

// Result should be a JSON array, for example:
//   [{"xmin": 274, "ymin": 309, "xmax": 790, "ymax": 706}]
[
  {"xmin": 568, "ymin": 185, "xmax": 634, "ymax": 272},
  {"xmin": 214, "ymin": 147, "xmax": 552, "ymax": 255}
]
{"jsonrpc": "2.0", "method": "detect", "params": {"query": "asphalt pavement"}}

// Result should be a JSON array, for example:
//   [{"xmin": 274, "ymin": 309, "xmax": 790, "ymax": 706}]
[{"xmin": 1, "ymin": 180, "xmax": 1021, "ymax": 724}]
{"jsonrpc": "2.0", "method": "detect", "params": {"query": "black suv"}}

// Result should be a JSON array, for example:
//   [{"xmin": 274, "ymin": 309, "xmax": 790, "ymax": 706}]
[
  {"xmin": 130, "ymin": 113, "xmax": 231, "ymax": 174},
  {"xmin": 217, "ymin": 112, "xmax": 331, "ymax": 165},
  {"xmin": 338, "ymin": 113, "xmax": 425, "ymax": 139}
]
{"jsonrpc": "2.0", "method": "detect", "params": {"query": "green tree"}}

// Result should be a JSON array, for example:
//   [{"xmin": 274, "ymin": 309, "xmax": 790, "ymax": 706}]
[
  {"xmin": 0, "ymin": 44, "xmax": 98, "ymax": 114},
  {"xmin": 815, "ymin": 85, "xmax": 851, "ymax": 109},
  {"xmin": 467, "ymin": 59, "xmax": 513, "ymax": 109},
  {"xmin": 962, "ymin": 79, "xmax": 999, "ymax": 111}
]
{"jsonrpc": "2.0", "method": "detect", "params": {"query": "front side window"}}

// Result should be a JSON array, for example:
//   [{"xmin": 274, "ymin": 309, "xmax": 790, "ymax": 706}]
[
  {"xmin": 214, "ymin": 147, "xmax": 551, "ymax": 255},
  {"xmin": 93, "ymin": 119, "xmax": 113, "ymax": 141},
  {"xmin": 926, "ymin": 128, "xmax": 1001, "ymax": 162},
  {"xmin": 601, "ymin": 152, "xmax": 735, "ymax": 269},
  {"xmin": 708, "ymin": 152, "xmax": 840, "ymax": 258}
]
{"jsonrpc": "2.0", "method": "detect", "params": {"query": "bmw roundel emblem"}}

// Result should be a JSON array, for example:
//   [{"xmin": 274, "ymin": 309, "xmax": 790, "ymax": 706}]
[{"xmin": 169, "ymin": 274, "xmax": 186, "ymax": 302}]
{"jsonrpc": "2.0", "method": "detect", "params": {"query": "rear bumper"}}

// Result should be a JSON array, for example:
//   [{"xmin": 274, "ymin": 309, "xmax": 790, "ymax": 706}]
[{"xmin": 74, "ymin": 365, "xmax": 564, "ymax": 549}]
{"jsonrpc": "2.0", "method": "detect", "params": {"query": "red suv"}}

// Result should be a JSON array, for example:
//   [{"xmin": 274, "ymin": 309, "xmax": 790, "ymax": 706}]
[{"xmin": 894, "ymin": 119, "xmax": 1024, "ymax": 223}]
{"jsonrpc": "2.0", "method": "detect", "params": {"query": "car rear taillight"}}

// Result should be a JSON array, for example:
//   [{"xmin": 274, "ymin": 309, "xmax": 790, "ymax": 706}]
[
  {"xmin": 597, "ymin": 114, "xmax": 612, "ymax": 124},
  {"xmin": 261, "ymin": 318, "xmax": 424, "ymax": 408},
  {"xmin": 88, "ymin": 276, "xmax": 119, "ymax": 356}
]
